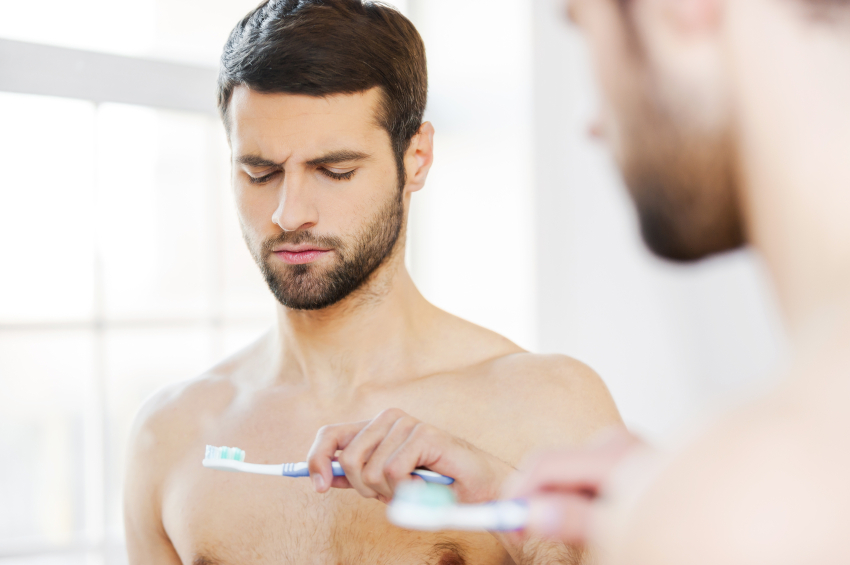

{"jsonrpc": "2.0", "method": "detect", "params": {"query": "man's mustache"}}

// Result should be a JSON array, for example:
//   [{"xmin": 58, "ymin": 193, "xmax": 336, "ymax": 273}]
[{"xmin": 261, "ymin": 230, "xmax": 344, "ymax": 256}]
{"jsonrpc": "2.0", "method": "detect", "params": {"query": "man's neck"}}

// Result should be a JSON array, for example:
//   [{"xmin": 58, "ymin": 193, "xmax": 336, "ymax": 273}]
[
  {"xmin": 730, "ymin": 1, "xmax": 850, "ymax": 346},
  {"xmin": 267, "ymin": 256, "xmax": 436, "ymax": 393}
]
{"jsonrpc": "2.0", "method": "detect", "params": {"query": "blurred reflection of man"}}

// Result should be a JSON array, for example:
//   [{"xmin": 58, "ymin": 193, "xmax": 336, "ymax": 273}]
[
  {"xmin": 505, "ymin": 0, "xmax": 850, "ymax": 563},
  {"xmin": 123, "ymin": 1, "xmax": 621, "ymax": 564}
]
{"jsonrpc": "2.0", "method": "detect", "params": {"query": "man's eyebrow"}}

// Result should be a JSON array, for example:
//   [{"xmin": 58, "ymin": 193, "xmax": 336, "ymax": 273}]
[
  {"xmin": 306, "ymin": 150, "xmax": 372, "ymax": 167},
  {"xmin": 235, "ymin": 150, "xmax": 372, "ymax": 168},
  {"xmin": 236, "ymin": 154, "xmax": 282, "ymax": 168}
]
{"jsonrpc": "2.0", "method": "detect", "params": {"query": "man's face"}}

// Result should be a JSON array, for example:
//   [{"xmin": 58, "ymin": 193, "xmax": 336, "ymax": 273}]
[
  {"xmin": 568, "ymin": 0, "xmax": 745, "ymax": 261},
  {"xmin": 228, "ymin": 87, "xmax": 405, "ymax": 310}
]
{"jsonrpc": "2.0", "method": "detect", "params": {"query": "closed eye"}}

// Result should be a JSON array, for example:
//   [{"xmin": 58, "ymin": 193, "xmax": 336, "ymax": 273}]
[
  {"xmin": 247, "ymin": 170, "xmax": 281, "ymax": 185},
  {"xmin": 320, "ymin": 168, "xmax": 355, "ymax": 181}
]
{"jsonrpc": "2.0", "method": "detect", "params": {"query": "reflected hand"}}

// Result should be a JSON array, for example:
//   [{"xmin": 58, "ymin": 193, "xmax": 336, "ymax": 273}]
[
  {"xmin": 503, "ymin": 427, "xmax": 644, "ymax": 546},
  {"xmin": 306, "ymin": 408, "xmax": 513, "ymax": 504}
]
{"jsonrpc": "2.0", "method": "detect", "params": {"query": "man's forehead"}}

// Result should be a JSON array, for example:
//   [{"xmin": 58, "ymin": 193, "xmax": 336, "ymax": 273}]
[
  {"xmin": 228, "ymin": 86, "xmax": 389, "ymax": 160},
  {"xmin": 230, "ymin": 86, "xmax": 385, "ymax": 129}
]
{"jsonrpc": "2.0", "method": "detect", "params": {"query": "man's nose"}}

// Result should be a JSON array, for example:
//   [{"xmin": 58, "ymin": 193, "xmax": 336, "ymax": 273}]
[{"xmin": 271, "ymin": 171, "xmax": 318, "ymax": 232}]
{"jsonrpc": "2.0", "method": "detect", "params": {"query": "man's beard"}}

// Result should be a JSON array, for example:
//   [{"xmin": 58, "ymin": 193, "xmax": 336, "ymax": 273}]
[
  {"xmin": 620, "ymin": 88, "xmax": 745, "ymax": 261},
  {"xmin": 608, "ymin": 23, "xmax": 746, "ymax": 262},
  {"xmin": 247, "ymin": 188, "xmax": 405, "ymax": 310},
  {"xmin": 618, "ymin": 104, "xmax": 745, "ymax": 262}
]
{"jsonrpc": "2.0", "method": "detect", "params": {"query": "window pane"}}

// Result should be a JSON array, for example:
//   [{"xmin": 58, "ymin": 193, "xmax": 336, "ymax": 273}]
[
  {"xmin": 219, "ymin": 322, "xmax": 271, "ymax": 359},
  {"xmin": 0, "ymin": 93, "xmax": 96, "ymax": 324},
  {"xmin": 0, "ymin": 331, "xmax": 95, "ymax": 547},
  {"xmin": 102, "ymin": 327, "xmax": 217, "ymax": 538},
  {"xmin": 96, "ymin": 104, "xmax": 218, "ymax": 321},
  {"xmin": 0, "ymin": 554, "xmax": 91, "ymax": 565}
]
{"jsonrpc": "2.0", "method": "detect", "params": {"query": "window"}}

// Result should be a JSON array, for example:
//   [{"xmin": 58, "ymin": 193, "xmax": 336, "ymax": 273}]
[
  {"xmin": 0, "ymin": 92, "xmax": 276, "ymax": 563},
  {"xmin": 0, "ymin": 3, "xmax": 276, "ymax": 560}
]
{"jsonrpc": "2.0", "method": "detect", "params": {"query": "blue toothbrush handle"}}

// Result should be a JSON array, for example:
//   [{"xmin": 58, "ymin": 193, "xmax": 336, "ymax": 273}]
[
  {"xmin": 330, "ymin": 461, "xmax": 454, "ymax": 485},
  {"xmin": 411, "ymin": 469, "xmax": 454, "ymax": 485}
]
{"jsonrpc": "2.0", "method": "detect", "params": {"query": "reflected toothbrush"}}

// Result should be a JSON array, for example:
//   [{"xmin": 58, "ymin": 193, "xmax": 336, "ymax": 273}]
[
  {"xmin": 202, "ymin": 445, "xmax": 455, "ymax": 485},
  {"xmin": 387, "ymin": 482, "xmax": 528, "ymax": 532}
]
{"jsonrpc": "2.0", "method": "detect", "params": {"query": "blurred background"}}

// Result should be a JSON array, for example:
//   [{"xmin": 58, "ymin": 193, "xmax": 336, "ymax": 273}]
[{"xmin": 0, "ymin": 0, "xmax": 788, "ymax": 562}]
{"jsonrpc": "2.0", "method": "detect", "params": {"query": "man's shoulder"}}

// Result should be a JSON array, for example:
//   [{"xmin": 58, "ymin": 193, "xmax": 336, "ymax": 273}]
[
  {"xmin": 128, "ymin": 370, "xmax": 235, "ymax": 459},
  {"xmin": 482, "ymin": 352, "xmax": 609, "ymax": 397},
  {"xmin": 129, "ymin": 333, "xmax": 267, "ymax": 450},
  {"xmin": 610, "ymin": 389, "xmax": 850, "ymax": 565},
  {"xmin": 471, "ymin": 353, "xmax": 622, "ymax": 446},
  {"xmin": 436, "ymin": 311, "xmax": 609, "ymax": 394},
  {"xmin": 123, "ymin": 368, "xmax": 238, "ymax": 532},
  {"xmin": 133, "ymin": 371, "xmax": 233, "ymax": 429},
  {"xmin": 485, "ymin": 351, "xmax": 599, "ymax": 383}
]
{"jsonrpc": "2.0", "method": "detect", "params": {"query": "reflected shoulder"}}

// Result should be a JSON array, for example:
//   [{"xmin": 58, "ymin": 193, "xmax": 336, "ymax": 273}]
[{"xmin": 608, "ymin": 401, "xmax": 850, "ymax": 565}]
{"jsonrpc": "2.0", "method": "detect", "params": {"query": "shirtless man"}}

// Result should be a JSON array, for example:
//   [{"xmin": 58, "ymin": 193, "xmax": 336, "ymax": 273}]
[
  {"xmin": 500, "ymin": 0, "xmax": 850, "ymax": 563},
  {"xmin": 123, "ymin": 1, "xmax": 621, "ymax": 564}
]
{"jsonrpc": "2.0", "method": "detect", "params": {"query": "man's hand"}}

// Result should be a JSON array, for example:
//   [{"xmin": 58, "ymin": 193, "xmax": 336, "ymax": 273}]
[
  {"xmin": 306, "ymin": 408, "xmax": 514, "ymax": 504},
  {"xmin": 503, "ymin": 427, "xmax": 644, "ymax": 546}
]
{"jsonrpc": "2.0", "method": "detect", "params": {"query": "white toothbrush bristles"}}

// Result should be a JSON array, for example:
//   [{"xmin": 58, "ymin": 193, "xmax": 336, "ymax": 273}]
[{"xmin": 205, "ymin": 445, "xmax": 246, "ymax": 462}]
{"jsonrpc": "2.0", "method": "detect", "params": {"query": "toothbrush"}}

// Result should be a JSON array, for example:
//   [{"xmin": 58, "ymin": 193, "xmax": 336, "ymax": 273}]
[
  {"xmin": 202, "ymin": 445, "xmax": 455, "ymax": 485},
  {"xmin": 387, "ymin": 481, "xmax": 528, "ymax": 532}
]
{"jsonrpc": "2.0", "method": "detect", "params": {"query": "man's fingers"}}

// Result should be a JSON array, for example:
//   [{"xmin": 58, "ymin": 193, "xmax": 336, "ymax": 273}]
[
  {"xmin": 308, "ymin": 409, "xmax": 504, "ymax": 505},
  {"xmin": 330, "ymin": 475, "xmax": 352, "ymax": 489},
  {"xmin": 505, "ymin": 450, "xmax": 609, "ymax": 499},
  {"xmin": 342, "ymin": 409, "xmax": 410, "ymax": 475},
  {"xmin": 526, "ymin": 493, "xmax": 595, "ymax": 546},
  {"xmin": 383, "ymin": 423, "xmax": 447, "ymax": 491},
  {"xmin": 309, "ymin": 409, "xmax": 416, "ymax": 498},
  {"xmin": 307, "ymin": 420, "xmax": 369, "ymax": 492},
  {"xmin": 360, "ymin": 415, "xmax": 420, "ymax": 498},
  {"xmin": 336, "ymin": 409, "xmax": 411, "ymax": 499},
  {"xmin": 505, "ymin": 430, "xmax": 640, "ymax": 499}
]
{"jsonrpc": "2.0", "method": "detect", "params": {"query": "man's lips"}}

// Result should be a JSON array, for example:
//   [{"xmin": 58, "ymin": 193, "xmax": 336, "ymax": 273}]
[{"xmin": 272, "ymin": 247, "xmax": 332, "ymax": 265}]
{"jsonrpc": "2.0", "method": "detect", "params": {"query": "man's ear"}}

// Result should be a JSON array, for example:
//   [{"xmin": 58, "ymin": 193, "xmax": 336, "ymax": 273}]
[{"xmin": 403, "ymin": 122, "xmax": 435, "ymax": 194}]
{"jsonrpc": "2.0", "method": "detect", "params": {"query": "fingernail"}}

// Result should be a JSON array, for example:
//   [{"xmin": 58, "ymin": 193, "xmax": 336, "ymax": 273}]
[{"xmin": 312, "ymin": 473, "xmax": 325, "ymax": 492}]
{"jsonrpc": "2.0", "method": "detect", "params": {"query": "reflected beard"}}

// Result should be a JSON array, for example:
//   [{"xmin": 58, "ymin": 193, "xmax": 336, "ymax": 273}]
[
  {"xmin": 609, "ymin": 0, "xmax": 745, "ymax": 262},
  {"xmin": 251, "ymin": 189, "xmax": 404, "ymax": 311},
  {"xmin": 619, "ymin": 97, "xmax": 745, "ymax": 262}
]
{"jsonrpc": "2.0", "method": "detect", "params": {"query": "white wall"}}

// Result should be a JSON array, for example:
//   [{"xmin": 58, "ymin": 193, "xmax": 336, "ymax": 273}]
[{"xmin": 530, "ymin": 0, "xmax": 789, "ymax": 441}]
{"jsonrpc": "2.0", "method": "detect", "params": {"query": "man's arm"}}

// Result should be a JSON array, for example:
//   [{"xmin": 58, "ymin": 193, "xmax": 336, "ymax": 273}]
[
  {"xmin": 305, "ymin": 355, "xmax": 623, "ymax": 563},
  {"xmin": 504, "ymin": 429, "xmax": 646, "ymax": 545},
  {"xmin": 305, "ymin": 409, "xmax": 602, "ymax": 564},
  {"xmin": 124, "ymin": 392, "xmax": 183, "ymax": 565}
]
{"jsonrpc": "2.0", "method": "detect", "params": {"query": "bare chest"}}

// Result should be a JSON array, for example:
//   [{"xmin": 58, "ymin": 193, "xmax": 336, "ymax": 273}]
[
  {"xmin": 162, "ymin": 453, "xmax": 508, "ymax": 565},
  {"xmin": 158, "ymin": 377, "xmax": 528, "ymax": 565}
]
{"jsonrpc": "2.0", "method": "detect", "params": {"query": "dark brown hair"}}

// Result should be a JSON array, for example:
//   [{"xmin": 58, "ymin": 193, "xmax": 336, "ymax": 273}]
[
  {"xmin": 795, "ymin": 0, "xmax": 850, "ymax": 21},
  {"xmin": 217, "ymin": 0, "xmax": 427, "ymax": 183}
]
